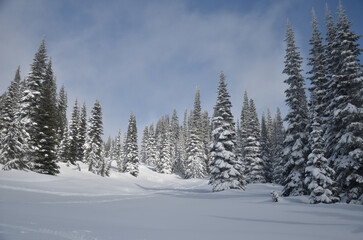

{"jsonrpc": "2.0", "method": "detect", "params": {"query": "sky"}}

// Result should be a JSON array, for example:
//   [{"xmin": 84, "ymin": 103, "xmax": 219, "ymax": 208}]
[{"xmin": 0, "ymin": 0, "xmax": 362, "ymax": 139}]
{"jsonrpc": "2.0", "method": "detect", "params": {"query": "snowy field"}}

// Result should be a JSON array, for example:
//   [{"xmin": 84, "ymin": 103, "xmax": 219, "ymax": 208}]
[{"xmin": 0, "ymin": 163, "xmax": 362, "ymax": 240}]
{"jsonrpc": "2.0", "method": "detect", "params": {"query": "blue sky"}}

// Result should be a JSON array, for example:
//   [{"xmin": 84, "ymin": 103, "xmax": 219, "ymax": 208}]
[{"xmin": 0, "ymin": 0, "xmax": 362, "ymax": 139}]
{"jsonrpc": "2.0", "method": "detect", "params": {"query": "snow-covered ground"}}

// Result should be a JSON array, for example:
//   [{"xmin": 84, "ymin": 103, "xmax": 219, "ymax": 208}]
[{"xmin": 0, "ymin": 163, "xmax": 362, "ymax": 240}]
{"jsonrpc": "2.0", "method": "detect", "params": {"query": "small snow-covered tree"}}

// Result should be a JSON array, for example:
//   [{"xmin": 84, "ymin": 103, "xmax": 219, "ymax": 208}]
[
  {"xmin": 77, "ymin": 102, "xmax": 87, "ymax": 161},
  {"xmin": 146, "ymin": 124, "xmax": 157, "ymax": 167},
  {"xmin": 271, "ymin": 108, "xmax": 285, "ymax": 184},
  {"xmin": 68, "ymin": 100, "xmax": 80, "ymax": 164},
  {"xmin": 84, "ymin": 100, "xmax": 104, "ymax": 174},
  {"xmin": 0, "ymin": 67, "xmax": 29, "ymax": 170},
  {"xmin": 209, "ymin": 71, "xmax": 245, "ymax": 192},
  {"xmin": 305, "ymin": 114, "xmax": 339, "ymax": 204},
  {"xmin": 140, "ymin": 126, "xmax": 149, "ymax": 163},
  {"xmin": 124, "ymin": 113, "xmax": 139, "ymax": 177}
]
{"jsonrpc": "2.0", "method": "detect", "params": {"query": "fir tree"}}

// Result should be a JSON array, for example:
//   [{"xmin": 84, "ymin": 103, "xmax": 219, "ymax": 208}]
[
  {"xmin": 239, "ymin": 90, "xmax": 250, "ymax": 158},
  {"xmin": 85, "ymin": 100, "xmax": 104, "ymax": 174},
  {"xmin": 33, "ymin": 59, "xmax": 59, "ymax": 175},
  {"xmin": 261, "ymin": 112, "xmax": 272, "ymax": 182},
  {"xmin": 140, "ymin": 126, "xmax": 149, "ymax": 163},
  {"xmin": 185, "ymin": 89, "xmax": 207, "ymax": 178},
  {"xmin": 324, "ymin": 3, "xmax": 363, "ymax": 204},
  {"xmin": 68, "ymin": 100, "xmax": 80, "ymax": 164},
  {"xmin": 0, "ymin": 67, "xmax": 29, "ymax": 170},
  {"xmin": 209, "ymin": 71, "xmax": 245, "ymax": 192},
  {"xmin": 57, "ymin": 84, "xmax": 68, "ymax": 141},
  {"xmin": 146, "ymin": 124, "xmax": 157, "ymax": 167},
  {"xmin": 114, "ymin": 129, "xmax": 123, "ymax": 171},
  {"xmin": 271, "ymin": 108, "xmax": 285, "ymax": 184},
  {"xmin": 244, "ymin": 99, "xmax": 264, "ymax": 183},
  {"xmin": 124, "ymin": 113, "xmax": 139, "ymax": 177},
  {"xmin": 305, "ymin": 114, "xmax": 338, "ymax": 204},
  {"xmin": 282, "ymin": 21, "xmax": 309, "ymax": 196},
  {"xmin": 77, "ymin": 102, "xmax": 87, "ymax": 161},
  {"xmin": 170, "ymin": 109, "xmax": 180, "ymax": 171}
]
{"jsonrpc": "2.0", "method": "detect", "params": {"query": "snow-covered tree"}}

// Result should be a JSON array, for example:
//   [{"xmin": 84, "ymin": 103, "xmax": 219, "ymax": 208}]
[
  {"xmin": 146, "ymin": 124, "xmax": 157, "ymax": 167},
  {"xmin": 57, "ymin": 84, "xmax": 67, "ymax": 142},
  {"xmin": 33, "ymin": 59, "xmax": 59, "ymax": 175},
  {"xmin": 185, "ymin": 89, "xmax": 207, "ymax": 178},
  {"xmin": 124, "ymin": 113, "xmax": 139, "ymax": 177},
  {"xmin": 239, "ymin": 90, "xmax": 250, "ymax": 158},
  {"xmin": 209, "ymin": 71, "xmax": 245, "ymax": 192},
  {"xmin": 84, "ymin": 100, "xmax": 104, "ymax": 174},
  {"xmin": 305, "ymin": 114, "xmax": 339, "ymax": 204},
  {"xmin": 323, "ymin": 3, "xmax": 363, "ymax": 204},
  {"xmin": 261, "ymin": 112, "xmax": 272, "ymax": 182},
  {"xmin": 0, "ymin": 67, "xmax": 29, "ymax": 170},
  {"xmin": 77, "ymin": 102, "xmax": 87, "ymax": 161},
  {"xmin": 244, "ymin": 99, "xmax": 264, "ymax": 183},
  {"xmin": 140, "ymin": 126, "xmax": 149, "ymax": 163},
  {"xmin": 271, "ymin": 108, "xmax": 285, "ymax": 184},
  {"xmin": 68, "ymin": 100, "xmax": 80, "ymax": 164},
  {"xmin": 156, "ymin": 117, "xmax": 172, "ymax": 174},
  {"xmin": 282, "ymin": 21, "xmax": 309, "ymax": 196},
  {"xmin": 170, "ymin": 109, "xmax": 180, "ymax": 171}
]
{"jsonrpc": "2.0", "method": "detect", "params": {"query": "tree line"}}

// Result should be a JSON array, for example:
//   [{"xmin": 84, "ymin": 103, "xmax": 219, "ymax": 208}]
[{"xmin": 0, "ymin": 3, "xmax": 361, "ymax": 204}]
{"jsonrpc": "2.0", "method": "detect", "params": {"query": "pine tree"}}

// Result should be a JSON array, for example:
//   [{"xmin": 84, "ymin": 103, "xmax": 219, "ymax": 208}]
[
  {"xmin": 33, "ymin": 59, "xmax": 59, "ymax": 175},
  {"xmin": 185, "ymin": 89, "xmax": 207, "ymax": 178},
  {"xmin": 281, "ymin": 21, "xmax": 309, "ymax": 196},
  {"xmin": 57, "ymin": 125, "xmax": 69, "ymax": 162},
  {"xmin": 305, "ymin": 113, "xmax": 338, "ymax": 204},
  {"xmin": 170, "ymin": 109, "xmax": 180, "ymax": 171},
  {"xmin": 244, "ymin": 99, "xmax": 264, "ymax": 183},
  {"xmin": 209, "ymin": 71, "xmax": 245, "ymax": 192},
  {"xmin": 271, "ymin": 108, "xmax": 285, "ymax": 184},
  {"xmin": 239, "ymin": 90, "xmax": 250, "ymax": 158},
  {"xmin": 0, "ymin": 67, "xmax": 29, "ymax": 170},
  {"xmin": 57, "ymin": 84, "xmax": 68, "ymax": 141},
  {"xmin": 85, "ymin": 100, "xmax": 104, "ymax": 174},
  {"xmin": 324, "ymin": 3, "xmax": 363, "ymax": 204},
  {"xmin": 156, "ymin": 117, "xmax": 172, "ymax": 174},
  {"xmin": 19, "ymin": 38, "xmax": 48, "ymax": 166},
  {"xmin": 146, "ymin": 124, "xmax": 157, "ymax": 167},
  {"xmin": 201, "ymin": 110, "xmax": 211, "ymax": 172},
  {"xmin": 114, "ymin": 129, "xmax": 123, "ymax": 171},
  {"xmin": 140, "ymin": 126, "xmax": 149, "ymax": 163},
  {"xmin": 124, "ymin": 113, "xmax": 139, "ymax": 177},
  {"xmin": 68, "ymin": 100, "xmax": 80, "ymax": 164},
  {"xmin": 77, "ymin": 102, "xmax": 87, "ymax": 161},
  {"xmin": 261, "ymin": 112, "xmax": 272, "ymax": 182}
]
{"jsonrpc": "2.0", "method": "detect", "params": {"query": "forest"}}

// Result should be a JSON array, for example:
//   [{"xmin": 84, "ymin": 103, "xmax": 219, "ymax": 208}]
[{"xmin": 0, "ymin": 2, "xmax": 362, "ymax": 205}]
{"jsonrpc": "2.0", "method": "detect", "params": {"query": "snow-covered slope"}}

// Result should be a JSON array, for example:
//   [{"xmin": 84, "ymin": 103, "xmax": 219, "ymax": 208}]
[{"xmin": 0, "ymin": 163, "xmax": 362, "ymax": 240}]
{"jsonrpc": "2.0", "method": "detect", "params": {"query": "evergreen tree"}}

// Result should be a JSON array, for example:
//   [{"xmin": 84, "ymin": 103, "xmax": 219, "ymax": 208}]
[
  {"xmin": 84, "ymin": 100, "xmax": 104, "ymax": 174},
  {"xmin": 114, "ymin": 129, "xmax": 123, "ymax": 171},
  {"xmin": 185, "ymin": 89, "xmax": 207, "ymax": 178},
  {"xmin": 170, "ymin": 109, "xmax": 180, "ymax": 171},
  {"xmin": 175, "ymin": 126, "xmax": 187, "ymax": 175},
  {"xmin": 281, "ymin": 21, "xmax": 309, "ymax": 196},
  {"xmin": 140, "ymin": 126, "xmax": 149, "ymax": 163},
  {"xmin": 124, "ymin": 113, "xmax": 139, "ymax": 177},
  {"xmin": 33, "ymin": 59, "xmax": 59, "ymax": 175},
  {"xmin": 0, "ymin": 67, "xmax": 29, "ymax": 170},
  {"xmin": 209, "ymin": 71, "xmax": 245, "ymax": 192},
  {"xmin": 239, "ymin": 90, "xmax": 250, "ymax": 158},
  {"xmin": 156, "ymin": 117, "xmax": 172, "ymax": 174},
  {"xmin": 57, "ymin": 125, "xmax": 69, "ymax": 162},
  {"xmin": 68, "ymin": 100, "xmax": 80, "ymax": 164},
  {"xmin": 261, "ymin": 112, "xmax": 272, "ymax": 182},
  {"xmin": 324, "ymin": 3, "xmax": 363, "ymax": 204},
  {"xmin": 77, "ymin": 102, "xmax": 87, "ymax": 161},
  {"xmin": 57, "ymin": 84, "xmax": 68, "ymax": 141},
  {"xmin": 201, "ymin": 110, "xmax": 211, "ymax": 172},
  {"xmin": 146, "ymin": 124, "xmax": 157, "ymax": 167},
  {"xmin": 244, "ymin": 99, "xmax": 264, "ymax": 183},
  {"xmin": 19, "ymin": 38, "xmax": 48, "ymax": 165},
  {"xmin": 271, "ymin": 108, "xmax": 285, "ymax": 184},
  {"xmin": 305, "ymin": 114, "xmax": 338, "ymax": 204}
]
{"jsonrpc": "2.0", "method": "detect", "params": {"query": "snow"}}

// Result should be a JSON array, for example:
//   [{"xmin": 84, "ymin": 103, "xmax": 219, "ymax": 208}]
[{"xmin": 1, "ymin": 163, "xmax": 363, "ymax": 240}]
